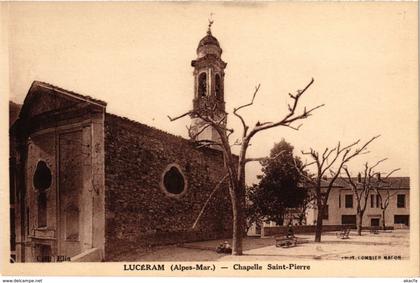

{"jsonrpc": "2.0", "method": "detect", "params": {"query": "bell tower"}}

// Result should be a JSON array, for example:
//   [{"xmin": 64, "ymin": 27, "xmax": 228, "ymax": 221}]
[{"xmin": 190, "ymin": 21, "xmax": 227, "ymax": 144}]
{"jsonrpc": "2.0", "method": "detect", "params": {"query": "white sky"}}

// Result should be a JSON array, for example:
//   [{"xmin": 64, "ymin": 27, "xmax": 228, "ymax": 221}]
[{"xmin": 4, "ymin": 2, "xmax": 418, "ymax": 184}]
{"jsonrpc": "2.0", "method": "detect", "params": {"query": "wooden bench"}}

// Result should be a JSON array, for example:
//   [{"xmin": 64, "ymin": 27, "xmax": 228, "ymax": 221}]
[{"xmin": 336, "ymin": 227, "xmax": 350, "ymax": 239}]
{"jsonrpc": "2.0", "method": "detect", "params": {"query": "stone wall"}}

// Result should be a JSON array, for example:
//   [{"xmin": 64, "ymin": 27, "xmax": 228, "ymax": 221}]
[
  {"xmin": 263, "ymin": 225, "xmax": 394, "ymax": 237},
  {"xmin": 104, "ymin": 114, "xmax": 232, "ymax": 260},
  {"xmin": 263, "ymin": 225, "xmax": 355, "ymax": 237}
]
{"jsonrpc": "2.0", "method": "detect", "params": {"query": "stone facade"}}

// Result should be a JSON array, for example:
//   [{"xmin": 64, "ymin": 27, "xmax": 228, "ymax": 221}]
[
  {"xmin": 10, "ymin": 81, "xmax": 106, "ymax": 262},
  {"xmin": 104, "ymin": 114, "xmax": 232, "ymax": 260}
]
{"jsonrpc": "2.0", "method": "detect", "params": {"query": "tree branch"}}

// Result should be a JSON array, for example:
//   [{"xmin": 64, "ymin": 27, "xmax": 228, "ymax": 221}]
[
  {"xmin": 384, "ymin": 168, "xmax": 401, "ymax": 179},
  {"xmin": 245, "ymin": 78, "xmax": 323, "ymax": 137},
  {"xmin": 192, "ymin": 174, "xmax": 229, "ymax": 229},
  {"xmin": 244, "ymin": 150, "xmax": 286, "ymax": 164},
  {"xmin": 187, "ymin": 123, "xmax": 212, "ymax": 140},
  {"xmin": 293, "ymin": 157, "xmax": 317, "ymax": 186},
  {"xmin": 194, "ymin": 139, "xmax": 223, "ymax": 149},
  {"xmin": 343, "ymin": 135, "xmax": 380, "ymax": 163},
  {"xmin": 369, "ymin": 158, "xmax": 388, "ymax": 172},
  {"xmin": 233, "ymin": 84, "xmax": 261, "ymax": 137},
  {"xmin": 167, "ymin": 111, "xmax": 192, "ymax": 122}
]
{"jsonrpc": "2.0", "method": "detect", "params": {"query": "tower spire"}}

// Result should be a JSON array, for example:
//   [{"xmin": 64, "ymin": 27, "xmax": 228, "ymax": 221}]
[{"xmin": 207, "ymin": 13, "xmax": 214, "ymax": 35}]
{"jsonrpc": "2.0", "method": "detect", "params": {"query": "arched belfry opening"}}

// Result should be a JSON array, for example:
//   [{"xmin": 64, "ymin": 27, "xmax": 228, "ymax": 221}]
[
  {"xmin": 198, "ymin": 73, "xmax": 207, "ymax": 97},
  {"xmin": 215, "ymin": 73, "xmax": 222, "ymax": 100}
]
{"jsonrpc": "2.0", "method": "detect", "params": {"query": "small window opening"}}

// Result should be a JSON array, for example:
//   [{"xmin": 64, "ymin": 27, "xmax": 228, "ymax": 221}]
[
  {"xmin": 345, "ymin": 194, "xmax": 353, "ymax": 208},
  {"xmin": 198, "ymin": 73, "xmax": 207, "ymax": 97},
  {"xmin": 33, "ymin": 161, "xmax": 52, "ymax": 191},
  {"xmin": 162, "ymin": 165, "xmax": 186, "ymax": 195},
  {"xmin": 33, "ymin": 161, "xmax": 52, "ymax": 228},
  {"xmin": 215, "ymin": 74, "xmax": 222, "ymax": 99},
  {"xmin": 397, "ymin": 194, "xmax": 406, "ymax": 208},
  {"xmin": 37, "ymin": 193, "xmax": 47, "ymax": 227}
]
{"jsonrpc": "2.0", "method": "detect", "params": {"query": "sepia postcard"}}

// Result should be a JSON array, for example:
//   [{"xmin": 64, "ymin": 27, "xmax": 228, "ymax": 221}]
[{"xmin": 1, "ymin": 1, "xmax": 419, "ymax": 278}]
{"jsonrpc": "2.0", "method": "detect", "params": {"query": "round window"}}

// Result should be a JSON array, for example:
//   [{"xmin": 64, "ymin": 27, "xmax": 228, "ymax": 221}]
[
  {"xmin": 161, "ymin": 164, "xmax": 187, "ymax": 196},
  {"xmin": 33, "ymin": 161, "xmax": 52, "ymax": 191}
]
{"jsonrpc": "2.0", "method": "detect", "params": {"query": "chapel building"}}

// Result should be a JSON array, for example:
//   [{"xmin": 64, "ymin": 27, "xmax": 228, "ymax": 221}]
[{"xmin": 9, "ymin": 27, "xmax": 232, "ymax": 262}]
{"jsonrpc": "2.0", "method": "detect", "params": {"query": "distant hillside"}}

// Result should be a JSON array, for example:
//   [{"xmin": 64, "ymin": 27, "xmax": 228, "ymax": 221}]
[{"xmin": 9, "ymin": 101, "xmax": 22, "ymax": 126}]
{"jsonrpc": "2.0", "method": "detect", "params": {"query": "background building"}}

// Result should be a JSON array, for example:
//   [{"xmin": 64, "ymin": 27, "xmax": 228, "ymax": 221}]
[
  {"xmin": 248, "ymin": 177, "xmax": 410, "ymax": 237},
  {"xmin": 307, "ymin": 177, "xmax": 410, "ymax": 228}
]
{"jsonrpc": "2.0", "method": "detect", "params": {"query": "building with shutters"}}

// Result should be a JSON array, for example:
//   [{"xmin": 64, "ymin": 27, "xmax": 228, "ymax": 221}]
[
  {"xmin": 248, "ymin": 177, "xmax": 410, "ymax": 237},
  {"xmin": 306, "ymin": 177, "xmax": 410, "ymax": 228}
]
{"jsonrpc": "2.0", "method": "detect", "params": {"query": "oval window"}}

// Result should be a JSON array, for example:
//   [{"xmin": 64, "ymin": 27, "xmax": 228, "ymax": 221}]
[
  {"xmin": 33, "ymin": 161, "xmax": 52, "ymax": 191},
  {"xmin": 162, "ymin": 164, "xmax": 187, "ymax": 196}
]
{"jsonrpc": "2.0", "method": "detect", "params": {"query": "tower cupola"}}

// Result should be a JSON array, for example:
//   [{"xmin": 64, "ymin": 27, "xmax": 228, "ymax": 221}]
[{"xmin": 196, "ymin": 28, "xmax": 222, "ymax": 58}]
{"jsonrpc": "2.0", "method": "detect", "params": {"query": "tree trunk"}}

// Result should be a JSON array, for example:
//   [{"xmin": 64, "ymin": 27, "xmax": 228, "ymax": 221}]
[
  {"xmin": 230, "ymin": 159, "xmax": 247, "ymax": 256},
  {"xmin": 228, "ymin": 140, "xmax": 251, "ymax": 256},
  {"xmin": 231, "ymin": 200, "xmax": 243, "ymax": 255},
  {"xmin": 356, "ymin": 212, "xmax": 363, "ymax": 236},
  {"xmin": 228, "ymin": 179, "xmax": 244, "ymax": 256},
  {"xmin": 381, "ymin": 209, "xmax": 386, "ymax": 230},
  {"xmin": 314, "ymin": 205, "xmax": 323, "ymax": 242}
]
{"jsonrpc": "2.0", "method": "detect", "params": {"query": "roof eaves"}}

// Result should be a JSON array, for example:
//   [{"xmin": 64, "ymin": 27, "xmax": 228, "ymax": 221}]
[{"xmin": 34, "ymin": 81, "xmax": 107, "ymax": 108}]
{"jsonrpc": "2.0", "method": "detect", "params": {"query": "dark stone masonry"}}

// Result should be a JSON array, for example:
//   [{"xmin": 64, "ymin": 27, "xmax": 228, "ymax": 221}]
[{"xmin": 104, "ymin": 114, "xmax": 232, "ymax": 260}]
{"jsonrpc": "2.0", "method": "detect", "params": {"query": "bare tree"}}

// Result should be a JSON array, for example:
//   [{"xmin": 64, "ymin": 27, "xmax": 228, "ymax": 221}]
[
  {"xmin": 341, "ymin": 159, "xmax": 399, "ymax": 235},
  {"xmin": 295, "ymin": 136, "xmax": 379, "ymax": 242},
  {"xmin": 168, "ymin": 78, "xmax": 323, "ymax": 255},
  {"xmin": 294, "ymin": 190, "xmax": 316, "ymax": 225},
  {"xmin": 244, "ymin": 184, "xmax": 264, "ymax": 234},
  {"xmin": 375, "ymin": 170, "xmax": 401, "ymax": 230}
]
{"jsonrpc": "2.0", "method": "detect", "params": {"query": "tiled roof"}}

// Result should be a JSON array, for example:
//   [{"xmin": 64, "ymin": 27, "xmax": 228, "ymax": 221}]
[
  {"xmin": 303, "ymin": 176, "xmax": 410, "ymax": 190},
  {"xmin": 332, "ymin": 176, "xmax": 409, "ymax": 189},
  {"xmin": 105, "ymin": 113, "xmax": 187, "ymax": 143},
  {"xmin": 302, "ymin": 177, "xmax": 410, "ymax": 189}
]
